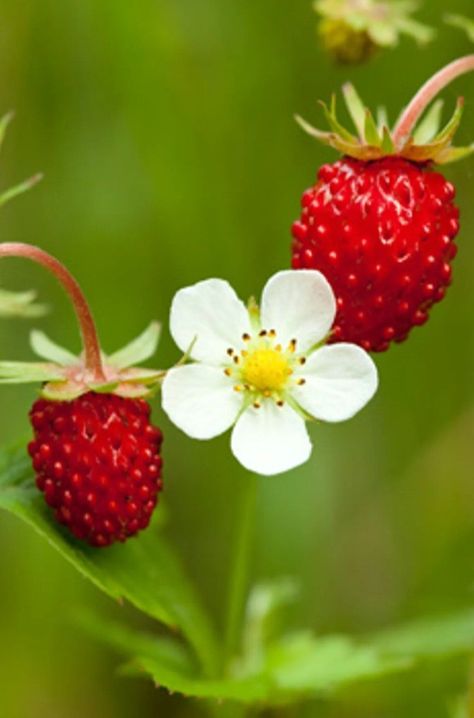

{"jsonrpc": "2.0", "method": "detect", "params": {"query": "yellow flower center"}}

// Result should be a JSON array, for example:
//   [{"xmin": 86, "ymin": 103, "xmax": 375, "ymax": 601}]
[{"xmin": 241, "ymin": 348, "xmax": 291, "ymax": 393}]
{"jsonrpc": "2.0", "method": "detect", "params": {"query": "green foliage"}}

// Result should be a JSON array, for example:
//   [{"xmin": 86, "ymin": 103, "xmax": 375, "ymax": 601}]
[
  {"xmin": 0, "ymin": 443, "xmax": 219, "ymax": 677},
  {"xmin": 2, "ymin": 443, "xmax": 474, "ymax": 708}
]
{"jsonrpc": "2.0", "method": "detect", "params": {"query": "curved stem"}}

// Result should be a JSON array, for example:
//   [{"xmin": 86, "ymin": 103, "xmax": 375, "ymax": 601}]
[
  {"xmin": 224, "ymin": 473, "xmax": 259, "ymax": 671},
  {"xmin": 393, "ymin": 55, "xmax": 474, "ymax": 146},
  {"xmin": 0, "ymin": 242, "xmax": 105, "ymax": 380}
]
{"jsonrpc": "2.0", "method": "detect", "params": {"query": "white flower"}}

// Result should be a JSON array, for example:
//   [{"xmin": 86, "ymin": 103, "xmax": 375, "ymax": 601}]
[{"xmin": 162, "ymin": 270, "xmax": 378, "ymax": 476}]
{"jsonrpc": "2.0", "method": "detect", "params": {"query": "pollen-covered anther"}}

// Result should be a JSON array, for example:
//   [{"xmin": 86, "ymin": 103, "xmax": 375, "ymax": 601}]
[
  {"xmin": 242, "ymin": 333, "xmax": 251, "ymax": 342},
  {"xmin": 288, "ymin": 339, "xmax": 297, "ymax": 352}
]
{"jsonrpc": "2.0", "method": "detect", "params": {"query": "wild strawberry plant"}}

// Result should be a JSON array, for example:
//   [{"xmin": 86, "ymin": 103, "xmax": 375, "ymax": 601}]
[{"xmin": 0, "ymin": 56, "xmax": 473, "ymax": 716}]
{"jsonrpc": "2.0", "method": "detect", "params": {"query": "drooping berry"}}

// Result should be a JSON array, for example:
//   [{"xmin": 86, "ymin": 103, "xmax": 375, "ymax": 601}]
[
  {"xmin": 292, "ymin": 157, "xmax": 459, "ymax": 351},
  {"xmin": 291, "ymin": 58, "xmax": 474, "ymax": 350},
  {"xmin": 28, "ymin": 393, "xmax": 163, "ymax": 547}
]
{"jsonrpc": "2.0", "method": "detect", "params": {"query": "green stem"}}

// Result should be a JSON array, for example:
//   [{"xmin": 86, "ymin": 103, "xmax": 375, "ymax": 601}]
[
  {"xmin": 224, "ymin": 472, "xmax": 259, "ymax": 670},
  {"xmin": 393, "ymin": 54, "xmax": 474, "ymax": 146},
  {"xmin": 0, "ymin": 242, "xmax": 106, "ymax": 381}
]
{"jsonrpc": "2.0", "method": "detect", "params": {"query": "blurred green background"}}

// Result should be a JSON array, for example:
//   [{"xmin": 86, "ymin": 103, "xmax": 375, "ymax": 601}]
[{"xmin": 0, "ymin": 1, "xmax": 473, "ymax": 716}]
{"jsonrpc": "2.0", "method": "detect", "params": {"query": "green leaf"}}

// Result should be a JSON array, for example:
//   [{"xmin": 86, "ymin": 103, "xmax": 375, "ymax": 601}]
[
  {"xmin": 0, "ymin": 361, "xmax": 63, "ymax": 383},
  {"xmin": 80, "ymin": 612, "xmax": 268, "ymax": 704},
  {"xmin": 30, "ymin": 329, "xmax": 77, "ymax": 365},
  {"xmin": 371, "ymin": 608, "xmax": 474, "ymax": 660},
  {"xmin": 342, "ymin": 83, "xmax": 366, "ymax": 140},
  {"xmin": 107, "ymin": 322, "xmax": 161, "ymax": 368},
  {"xmin": 0, "ymin": 443, "xmax": 219, "ymax": 676},
  {"xmin": 266, "ymin": 632, "xmax": 409, "ymax": 695},
  {"xmin": 413, "ymin": 100, "xmax": 444, "ymax": 145},
  {"xmin": 0, "ymin": 288, "xmax": 47, "ymax": 318}
]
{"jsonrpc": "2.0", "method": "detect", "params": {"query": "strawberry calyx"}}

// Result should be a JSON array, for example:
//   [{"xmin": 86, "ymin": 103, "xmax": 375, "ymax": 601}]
[
  {"xmin": 0, "ymin": 243, "xmax": 164, "ymax": 400},
  {"xmin": 0, "ymin": 323, "xmax": 163, "ymax": 400},
  {"xmin": 296, "ymin": 55, "xmax": 474, "ymax": 165}
]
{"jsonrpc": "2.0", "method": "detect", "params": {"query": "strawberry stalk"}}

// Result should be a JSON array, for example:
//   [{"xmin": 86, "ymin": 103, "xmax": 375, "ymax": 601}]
[
  {"xmin": 394, "ymin": 54, "xmax": 474, "ymax": 146},
  {"xmin": 0, "ymin": 242, "xmax": 105, "ymax": 381}
]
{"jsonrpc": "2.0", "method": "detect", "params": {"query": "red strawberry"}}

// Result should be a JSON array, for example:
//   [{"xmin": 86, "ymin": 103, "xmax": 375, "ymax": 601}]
[
  {"xmin": 28, "ymin": 394, "xmax": 163, "ymax": 547},
  {"xmin": 0, "ymin": 243, "xmax": 164, "ymax": 547},
  {"xmin": 291, "ymin": 57, "xmax": 474, "ymax": 351},
  {"xmin": 292, "ymin": 157, "xmax": 459, "ymax": 351}
]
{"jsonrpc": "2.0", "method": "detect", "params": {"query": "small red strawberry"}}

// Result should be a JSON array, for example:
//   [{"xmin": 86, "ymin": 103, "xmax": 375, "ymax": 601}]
[
  {"xmin": 0, "ymin": 243, "xmax": 164, "ymax": 546},
  {"xmin": 291, "ymin": 56, "xmax": 474, "ymax": 351},
  {"xmin": 28, "ymin": 394, "xmax": 163, "ymax": 547}
]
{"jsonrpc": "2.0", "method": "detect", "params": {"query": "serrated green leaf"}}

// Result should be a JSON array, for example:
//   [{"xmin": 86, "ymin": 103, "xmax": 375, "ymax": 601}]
[
  {"xmin": 0, "ymin": 361, "xmax": 63, "ymax": 383},
  {"xmin": 30, "ymin": 329, "xmax": 77, "ymax": 365},
  {"xmin": 342, "ymin": 83, "xmax": 366, "ymax": 140},
  {"xmin": 0, "ymin": 443, "xmax": 219, "ymax": 676},
  {"xmin": 107, "ymin": 322, "xmax": 161, "ymax": 369},
  {"xmin": 364, "ymin": 109, "xmax": 381, "ymax": 147},
  {"xmin": 80, "ymin": 612, "xmax": 268, "ymax": 703},
  {"xmin": 413, "ymin": 100, "xmax": 444, "ymax": 145},
  {"xmin": 266, "ymin": 632, "xmax": 409, "ymax": 695},
  {"xmin": 371, "ymin": 608, "xmax": 474, "ymax": 660},
  {"xmin": 0, "ymin": 288, "xmax": 47, "ymax": 318}
]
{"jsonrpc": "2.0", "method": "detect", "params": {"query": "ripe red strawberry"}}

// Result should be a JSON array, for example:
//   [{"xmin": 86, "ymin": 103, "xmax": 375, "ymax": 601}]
[
  {"xmin": 28, "ymin": 394, "xmax": 163, "ymax": 547},
  {"xmin": 0, "ymin": 242, "xmax": 165, "ymax": 547},
  {"xmin": 291, "ymin": 57, "xmax": 474, "ymax": 351}
]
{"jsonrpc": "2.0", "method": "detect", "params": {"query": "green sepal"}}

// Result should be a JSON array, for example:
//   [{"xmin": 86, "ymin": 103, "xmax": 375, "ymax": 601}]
[
  {"xmin": 393, "ymin": 16, "xmax": 435, "ymax": 45},
  {"xmin": 297, "ymin": 81, "xmax": 471, "ymax": 166},
  {"xmin": 107, "ymin": 321, "xmax": 161, "ymax": 369},
  {"xmin": 0, "ymin": 173, "xmax": 43, "ymax": 209},
  {"xmin": 364, "ymin": 108, "xmax": 382, "ymax": 147},
  {"xmin": 381, "ymin": 126, "xmax": 395, "ymax": 154},
  {"xmin": 445, "ymin": 13, "xmax": 474, "ymax": 43},
  {"xmin": 0, "ymin": 288, "xmax": 47, "ymax": 318},
  {"xmin": 431, "ymin": 97, "xmax": 464, "ymax": 146},
  {"xmin": 413, "ymin": 99, "xmax": 444, "ymax": 145},
  {"xmin": 319, "ymin": 97, "xmax": 357, "ymax": 143},
  {"xmin": 0, "ymin": 361, "xmax": 63, "ymax": 384},
  {"xmin": 342, "ymin": 82, "xmax": 367, "ymax": 139},
  {"xmin": 434, "ymin": 144, "xmax": 474, "ymax": 165},
  {"xmin": 0, "ymin": 111, "xmax": 14, "ymax": 152},
  {"xmin": 30, "ymin": 329, "xmax": 77, "ymax": 365}
]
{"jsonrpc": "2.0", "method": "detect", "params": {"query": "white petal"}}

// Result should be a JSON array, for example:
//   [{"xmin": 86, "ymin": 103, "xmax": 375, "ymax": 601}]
[
  {"xmin": 231, "ymin": 401, "xmax": 312, "ymax": 476},
  {"xmin": 260, "ymin": 270, "xmax": 336, "ymax": 352},
  {"xmin": 162, "ymin": 364, "xmax": 242, "ymax": 439},
  {"xmin": 293, "ymin": 343, "xmax": 378, "ymax": 422},
  {"xmin": 170, "ymin": 279, "xmax": 251, "ymax": 364}
]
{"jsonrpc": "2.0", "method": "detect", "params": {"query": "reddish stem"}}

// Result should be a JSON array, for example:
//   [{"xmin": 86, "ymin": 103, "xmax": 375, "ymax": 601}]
[
  {"xmin": 0, "ymin": 243, "xmax": 105, "ymax": 381},
  {"xmin": 393, "ymin": 55, "xmax": 474, "ymax": 146}
]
